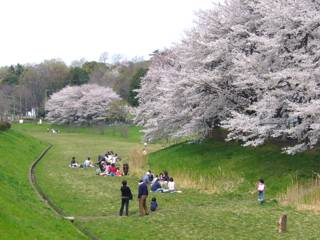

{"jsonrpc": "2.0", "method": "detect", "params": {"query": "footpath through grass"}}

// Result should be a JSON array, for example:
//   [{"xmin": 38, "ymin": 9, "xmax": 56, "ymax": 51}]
[
  {"xmin": 0, "ymin": 129, "xmax": 86, "ymax": 240},
  {"xmin": 13, "ymin": 124, "xmax": 320, "ymax": 239}
]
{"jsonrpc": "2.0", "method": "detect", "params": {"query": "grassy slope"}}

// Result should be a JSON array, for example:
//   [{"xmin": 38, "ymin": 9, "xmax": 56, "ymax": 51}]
[
  {"xmin": 13, "ymin": 124, "xmax": 320, "ymax": 239},
  {"xmin": 0, "ymin": 129, "xmax": 85, "ymax": 240},
  {"xmin": 149, "ymin": 138, "xmax": 320, "ymax": 196},
  {"xmin": 13, "ymin": 124, "xmax": 143, "ymax": 217}
]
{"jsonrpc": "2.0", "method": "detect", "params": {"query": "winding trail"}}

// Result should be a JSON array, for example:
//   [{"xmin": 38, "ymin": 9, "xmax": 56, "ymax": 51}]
[{"xmin": 29, "ymin": 144, "xmax": 99, "ymax": 240}]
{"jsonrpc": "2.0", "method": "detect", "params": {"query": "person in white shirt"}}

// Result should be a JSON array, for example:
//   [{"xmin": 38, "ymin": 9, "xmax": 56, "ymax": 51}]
[
  {"xmin": 167, "ymin": 177, "xmax": 176, "ymax": 192},
  {"xmin": 83, "ymin": 157, "xmax": 93, "ymax": 168},
  {"xmin": 257, "ymin": 179, "xmax": 265, "ymax": 204},
  {"xmin": 112, "ymin": 155, "xmax": 117, "ymax": 164}
]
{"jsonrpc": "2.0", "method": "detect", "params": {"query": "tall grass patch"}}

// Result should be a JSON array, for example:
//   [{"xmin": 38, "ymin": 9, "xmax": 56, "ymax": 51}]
[
  {"xmin": 128, "ymin": 148, "xmax": 148, "ymax": 176},
  {"xmin": 280, "ymin": 175, "xmax": 320, "ymax": 211}
]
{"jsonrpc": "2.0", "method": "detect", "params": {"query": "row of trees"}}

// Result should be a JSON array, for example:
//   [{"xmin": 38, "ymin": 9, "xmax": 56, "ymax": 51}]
[
  {"xmin": 0, "ymin": 56, "xmax": 148, "ymax": 120},
  {"xmin": 136, "ymin": 0, "xmax": 320, "ymax": 154}
]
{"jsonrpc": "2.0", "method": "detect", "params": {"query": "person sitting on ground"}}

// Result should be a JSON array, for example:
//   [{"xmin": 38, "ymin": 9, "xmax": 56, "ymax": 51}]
[
  {"xmin": 150, "ymin": 197, "xmax": 158, "ymax": 212},
  {"xmin": 163, "ymin": 171, "xmax": 170, "ymax": 182},
  {"xmin": 159, "ymin": 173, "xmax": 164, "ymax": 181},
  {"xmin": 112, "ymin": 154, "xmax": 119, "ymax": 164},
  {"xmin": 104, "ymin": 153, "xmax": 109, "ymax": 161},
  {"xmin": 116, "ymin": 167, "xmax": 122, "ymax": 176},
  {"xmin": 105, "ymin": 152, "xmax": 112, "ymax": 163},
  {"xmin": 83, "ymin": 157, "xmax": 93, "ymax": 168},
  {"xmin": 151, "ymin": 178, "xmax": 163, "ymax": 192},
  {"xmin": 104, "ymin": 162, "xmax": 111, "ymax": 173},
  {"xmin": 70, "ymin": 156, "xmax": 79, "ymax": 168},
  {"xmin": 163, "ymin": 177, "xmax": 179, "ymax": 193},
  {"xmin": 168, "ymin": 177, "xmax": 176, "ymax": 192},
  {"xmin": 123, "ymin": 163, "xmax": 129, "ymax": 176},
  {"xmin": 109, "ymin": 163, "xmax": 117, "ymax": 176},
  {"xmin": 98, "ymin": 161, "xmax": 105, "ymax": 172},
  {"xmin": 151, "ymin": 175, "xmax": 158, "ymax": 185}
]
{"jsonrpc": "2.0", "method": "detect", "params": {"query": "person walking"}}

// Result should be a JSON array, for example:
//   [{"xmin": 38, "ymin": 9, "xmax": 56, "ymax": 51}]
[
  {"xmin": 119, "ymin": 180, "xmax": 132, "ymax": 216},
  {"xmin": 257, "ymin": 178, "xmax": 265, "ymax": 204},
  {"xmin": 138, "ymin": 180, "xmax": 149, "ymax": 216}
]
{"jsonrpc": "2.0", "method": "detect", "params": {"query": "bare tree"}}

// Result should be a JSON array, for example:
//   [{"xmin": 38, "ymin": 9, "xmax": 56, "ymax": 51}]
[{"xmin": 99, "ymin": 52, "xmax": 109, "ymax": 63}]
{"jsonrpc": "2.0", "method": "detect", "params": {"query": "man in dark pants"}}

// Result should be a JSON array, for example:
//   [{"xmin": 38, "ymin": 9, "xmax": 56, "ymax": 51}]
[
  {"xmin": 119, "ymin": 180, "xmax": 132, "ymax": 216},
  {"xmin": 138, "ymin": 180, "xmax": 149, "ymax": 216}
]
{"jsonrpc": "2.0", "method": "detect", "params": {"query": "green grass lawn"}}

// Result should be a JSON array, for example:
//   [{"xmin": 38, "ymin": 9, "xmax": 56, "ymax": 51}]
[
  {"xmin": 10, "ymin": 124, "xmax": 320, "ymax": 239},
  {"xmin": 0, "ymin": 129, "xmax": 86, "ymax": 240}
]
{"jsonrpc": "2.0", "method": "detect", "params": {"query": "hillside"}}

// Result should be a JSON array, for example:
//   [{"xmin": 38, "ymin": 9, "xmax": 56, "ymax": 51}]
[
  {"xmin": 0, "ymin": 129, "xmax": 85, "ymax": 239},
  {"xmin": 149, "ymin": 136, "xmax": 320, "ymax": 196},
  {"xmin": 7, "ymin": 124, "xmax": 320, "ymax": 239}
]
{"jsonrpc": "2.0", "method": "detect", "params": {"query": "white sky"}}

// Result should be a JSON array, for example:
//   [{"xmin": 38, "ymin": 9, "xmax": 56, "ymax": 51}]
[{"xmin": 0, "ymin": 0, "xmax": 216, "ymax": 66}]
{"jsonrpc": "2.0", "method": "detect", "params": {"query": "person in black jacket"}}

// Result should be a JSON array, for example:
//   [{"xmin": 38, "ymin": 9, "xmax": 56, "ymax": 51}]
[
  {"xmin": 138, "ymin": 180, "xmax": 149, "ymax": 216},
  {"xmin": 119, "ymin": 180, "xmax": 132, "ymax": 216}
]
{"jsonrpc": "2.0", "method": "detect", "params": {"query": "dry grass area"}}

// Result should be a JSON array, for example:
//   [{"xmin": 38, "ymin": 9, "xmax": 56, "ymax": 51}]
[
  {"xmin": 127, "ymin": 148, "xmax": 148, "ymax": 176},
  {"xmin": 280, "ymin": 176, "xmax": 320, "ymax": 212},
  {"xmin": 173, "ymin": 171, "xmax": 244, "ymax": 193}
]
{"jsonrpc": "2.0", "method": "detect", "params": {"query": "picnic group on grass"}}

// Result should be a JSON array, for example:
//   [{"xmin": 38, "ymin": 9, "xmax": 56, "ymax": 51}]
[
  {"xmin": 69, "ymin": 150, "xmax": 266, "ymax": 217},
  {"xmin": 69, "ymin": 151, "xmax": 127, "ymax": 176},
  {"xmin": 68, "ymin": 151, "xmax": 183, "ymax": 217},
  {"xmin": 120, "ymin": 170, "xmax": 180, "ymax": 216}
]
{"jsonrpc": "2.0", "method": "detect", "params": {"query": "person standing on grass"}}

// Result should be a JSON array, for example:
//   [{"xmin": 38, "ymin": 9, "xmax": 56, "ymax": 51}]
[
  {"xmin": 119, "ymin": 180, "xmax": 133, "ymax": 216},
  {"xmin": 138, "ymin": 180, "xmax": 149, "ymax": 216},
  {"xmin": 257, "ymin": 178, "xmax": 265, "ymax": 204}
]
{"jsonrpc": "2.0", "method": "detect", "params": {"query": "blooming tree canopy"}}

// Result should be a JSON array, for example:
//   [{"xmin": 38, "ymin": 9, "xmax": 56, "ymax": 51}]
[
  {"xmin": 136, "ymin": 0, "xmax": 320, "ymax": 154},
  {"xmin": 46, "ymin": 84, "xmax": 121, "ymax": 125}
]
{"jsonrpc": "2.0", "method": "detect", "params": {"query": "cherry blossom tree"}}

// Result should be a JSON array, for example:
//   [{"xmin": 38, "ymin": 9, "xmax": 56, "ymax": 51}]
[
  {"xmin": 136, "ymin": 0, "xmax": 259, "ymax": 141},
  {"xmin": 223, "ymin": 0, "xmax": 320, "ymax": 154},
  {"xmin": 46, "ymin": 84, "xmax": 121, "ymax": 125},
  {"xmin": 137, "ymin": 0, "xmax": 320, "ymax": 154}
]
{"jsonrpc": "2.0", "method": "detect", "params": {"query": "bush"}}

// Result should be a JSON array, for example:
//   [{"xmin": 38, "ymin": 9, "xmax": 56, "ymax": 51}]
[{"xmin": 0, "ymin": 121, "xmax": 11, "ymax": 131}]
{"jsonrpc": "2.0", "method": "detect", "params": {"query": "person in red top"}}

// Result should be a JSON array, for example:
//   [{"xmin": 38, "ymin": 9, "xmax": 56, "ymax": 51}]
[
  {"xmin": 116, "ymin": 167, "xmax": 122, "ymax": 176},
  {"xmin": 109, "ymin": 163, "xmax": 117, "ymax": 176}
]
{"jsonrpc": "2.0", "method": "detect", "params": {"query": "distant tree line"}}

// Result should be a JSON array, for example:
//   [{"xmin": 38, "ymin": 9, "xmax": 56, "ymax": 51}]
[{"xmin": 0, "ymin": 56, "xmax": 148, "ymax": 120}]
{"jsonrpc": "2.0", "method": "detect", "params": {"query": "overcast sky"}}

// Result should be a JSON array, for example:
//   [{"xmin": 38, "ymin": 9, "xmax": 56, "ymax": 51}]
[{"xmin": 0, "ymin": 0, "xmax": 217, "ymax": 66}]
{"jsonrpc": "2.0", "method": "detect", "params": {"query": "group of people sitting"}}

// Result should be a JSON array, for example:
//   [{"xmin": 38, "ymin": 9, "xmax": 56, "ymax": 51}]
[
  {"xmin": 142, "ymin": 170, "xmax": 180, "ymax": 193},
  {"xmin": 69, "ymin": 151, "xmax": 127, "ymax": 177},
  {"xmin": 96, "ymin": 151, "xmax": 126, "ymax": 176},
  {"xmin": 70, "ymin": 156, "xmax": 94, "ymax": 168},
  {"xmin": 47, "ymin": 128, "xmax": 60, "ymax": 134}
]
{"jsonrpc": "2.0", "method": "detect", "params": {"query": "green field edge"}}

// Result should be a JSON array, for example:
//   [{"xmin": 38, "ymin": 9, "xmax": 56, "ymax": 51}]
[{"xmin": 28, "ymin": 142, "xmax": 100, "ymax": 240}]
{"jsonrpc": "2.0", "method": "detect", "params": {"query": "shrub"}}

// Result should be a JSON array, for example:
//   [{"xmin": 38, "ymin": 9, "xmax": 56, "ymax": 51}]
[{"xmin": 0, "ymin": 121, "xmax": 11, "ymax": 131}]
